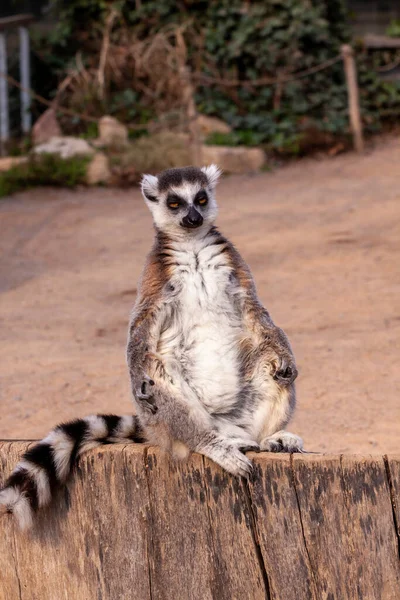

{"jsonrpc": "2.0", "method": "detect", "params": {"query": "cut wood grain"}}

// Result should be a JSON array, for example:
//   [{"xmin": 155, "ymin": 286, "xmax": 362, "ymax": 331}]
[
  {"xmin": 202, "ymin": 455, "xmax": 267, "ymax": 599},
  {"xmin": 1, "ymin": 444, "xmax": 151, "ymax": 600},
  {"xmin": 292, "ymin": 454, "xmax": 400, "ymax": 600},
  {"xmin": 247, "ymin": 453, "xmax": 317, "ymax": 600},
  {"xmin": 0, "ymin": 441, "xmax": 31, "ymax": 600},
  {"xmin": 1, "ymin": 444, "xmax": 400, "ymax": 600},
  {"xmin": 384, "ymin": 455, "xmax": 400, "ymax": 551},
  {"xmin": 144, "ymin": 446, "xmax": 215, "ymax": 600}
]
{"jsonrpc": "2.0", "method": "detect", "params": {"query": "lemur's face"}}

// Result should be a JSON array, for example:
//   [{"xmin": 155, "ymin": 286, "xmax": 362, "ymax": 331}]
[{"xmin": 141, "ymin": 165, "xmax": 221, "ymax": 236}]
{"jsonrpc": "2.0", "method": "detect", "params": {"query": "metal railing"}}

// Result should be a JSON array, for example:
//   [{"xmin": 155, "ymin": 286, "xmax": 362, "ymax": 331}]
[{"xmin": 0, "ymin": 14, "xmax": 34, "ymax": 153}]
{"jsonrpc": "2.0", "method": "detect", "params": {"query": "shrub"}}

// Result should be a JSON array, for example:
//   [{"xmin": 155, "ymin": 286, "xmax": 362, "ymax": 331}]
[
  {"xmin": 0, "ymin": 154, "xmax": 89, "ymax": 197},
  {"xmin": 108, "ymin": 131, "xmax": 189, "ymax": 185},
  {"xmin": 28, "ymin": 1, "xmax": 400, "ymax": 153}
]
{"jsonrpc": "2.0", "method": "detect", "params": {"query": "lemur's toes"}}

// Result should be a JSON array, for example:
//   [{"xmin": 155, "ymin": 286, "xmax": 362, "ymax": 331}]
[
  {"xmin": 140, "ymin": 377, "xmax": 155, "ymax": 397},
  {"xmin": 261, "ymin": 439, "xmax": 283, "ymax": 453},
  {"xmin": 136, "ymin": 376, "xmax": 157, "ymax": 413},
  {"xmin": 136, "ymin": 395, "xmax": 158, "ymax": 414},
  {"xmin": 274, "ymin": 365, "xmax": 298, "ymax": 385},
  {"xmin": 260, "ymin": 431, "xmax": 303, "ymax": 453},
  {"xmin": 236, "ymin": 440, "xmax": 260, "ymax": 454}
]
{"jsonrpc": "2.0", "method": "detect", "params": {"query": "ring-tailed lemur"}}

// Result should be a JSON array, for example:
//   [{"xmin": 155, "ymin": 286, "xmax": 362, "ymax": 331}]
[{"xmin": 0, "ymin": 165, "xmax": 303, "ymax": 530}]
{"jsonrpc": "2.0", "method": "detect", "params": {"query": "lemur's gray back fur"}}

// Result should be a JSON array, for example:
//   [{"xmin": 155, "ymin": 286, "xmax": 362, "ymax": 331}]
[{"xmin": 0, "ymin": 165, "xmax": 302, "ymax": 530}]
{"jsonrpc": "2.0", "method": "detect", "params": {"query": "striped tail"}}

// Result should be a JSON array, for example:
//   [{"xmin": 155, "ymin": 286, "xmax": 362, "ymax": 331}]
[{"xmin": 0, "ymin": 414, "xmax": 146, "ymax": 530}]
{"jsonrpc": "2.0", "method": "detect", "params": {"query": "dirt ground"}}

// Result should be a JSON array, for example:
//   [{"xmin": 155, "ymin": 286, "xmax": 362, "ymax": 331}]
[{"xmin": 1, "ymin": 138, "xmax": 399, "ymax": 453}]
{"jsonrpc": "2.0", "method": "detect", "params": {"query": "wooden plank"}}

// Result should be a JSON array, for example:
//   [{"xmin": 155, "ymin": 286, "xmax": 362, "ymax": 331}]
[
  {"xmin": 247, "ymin": 453, "xmax": 317, "ymax": 600},
  {"xmin": 363, "ymin": 34, "xmax": 400, "ymax": 49},
  {"xmin": 202, "ymin": 455, "xmax": 267, "ymax": 599},
  {"xmin": 292, "ymin": 454, "xmax": 400, "ymax": 600}
]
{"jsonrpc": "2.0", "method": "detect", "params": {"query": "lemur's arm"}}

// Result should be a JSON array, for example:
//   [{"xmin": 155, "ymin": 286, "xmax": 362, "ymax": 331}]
[
  {"xmin": 246, "ymin": 303, "xmax": 298, "ymax": 386},
  {"xmin": 225, "ymin": 241, "xmax": 297, "ymax": 386}
]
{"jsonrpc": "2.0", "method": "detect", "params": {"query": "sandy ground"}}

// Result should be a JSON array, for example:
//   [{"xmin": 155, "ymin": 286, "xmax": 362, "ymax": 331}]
[{"xmin": 0, "ymin": 139, "xmax": 399, "ymax": 453}]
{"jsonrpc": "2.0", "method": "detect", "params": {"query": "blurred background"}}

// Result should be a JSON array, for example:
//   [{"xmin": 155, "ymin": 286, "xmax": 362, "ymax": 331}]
[{"xmin": 0, "ymin": 1, "xmax": 399, "ymax": 453}]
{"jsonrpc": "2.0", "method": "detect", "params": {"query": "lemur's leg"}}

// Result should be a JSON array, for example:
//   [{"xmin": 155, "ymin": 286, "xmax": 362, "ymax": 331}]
[
  {"xmin": 133, "ymin": 364, "xmax": 259, "ymax": 478},
  {"xmin": 237, "ymin": 295, "xmax": 302, "ymax": 452},
  {"xmin": 249, "ymin": 369, "xmax": 303, "ymax": 453}
]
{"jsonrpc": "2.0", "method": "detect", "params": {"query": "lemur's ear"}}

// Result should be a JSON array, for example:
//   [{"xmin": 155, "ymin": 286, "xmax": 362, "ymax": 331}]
[
  {"xmin": 141, "ymin": 174, "xmax": 159, "ymax": 202},
  {"xmin": 201, "ymin": 164, "xmax": 222, "ymax": 189}
]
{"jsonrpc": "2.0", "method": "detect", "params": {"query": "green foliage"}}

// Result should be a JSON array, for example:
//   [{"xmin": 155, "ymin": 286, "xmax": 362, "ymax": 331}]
[
  {"xmin": 0, "ymin": 154, "xmax": 89, "ymax": 198},
  {"xmin": 386, "ymin": 20, "xmax": 400, "ymax": 38},
  {"xmin": 79, "ymin": 122, "xmax": 99, "ymax": 140},
  {"xmin": 109, "ymin": 131, "xmax": 189, "ymax": 181},
  {"xmin": 30, "ymin": 0, "xmax": 400, "ymax": 154},
  {"xmin": 206, "ymin": 130, "xmax": 263, "ymax": 147}
]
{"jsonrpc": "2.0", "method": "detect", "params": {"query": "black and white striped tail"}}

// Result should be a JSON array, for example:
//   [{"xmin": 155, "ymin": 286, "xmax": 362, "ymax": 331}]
[{"xmin": 0, "ymin": 414, "xmax": 145, "ymax": 530}]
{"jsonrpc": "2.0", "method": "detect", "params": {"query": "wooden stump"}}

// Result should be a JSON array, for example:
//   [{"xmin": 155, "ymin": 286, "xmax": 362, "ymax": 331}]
[{"xmin": 0, "ymin": 443, "xmax": 399, "ymax": 600}]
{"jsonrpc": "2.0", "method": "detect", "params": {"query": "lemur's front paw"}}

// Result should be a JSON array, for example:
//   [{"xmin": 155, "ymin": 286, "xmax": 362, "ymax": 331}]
[
  {"xmin": 272, "ymin": 357, "xmax": 298, "ymax": 386},
  {"xmin": 200, "ymin": 437, "xmax": 260, "ymax": 479},
  {"xmin": 136, "ymin": 375, "xmax": 157, "ymax": 414}
]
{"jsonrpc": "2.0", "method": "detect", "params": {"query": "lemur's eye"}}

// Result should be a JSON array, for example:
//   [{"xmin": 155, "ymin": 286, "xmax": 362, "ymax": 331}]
[
  {"xmin": 198, "ymin": 197, "xmax": 207, "ymax": 205},
  {"xmin": 166, "ymin": 194, "xmax": 184, "ymax": 210}
]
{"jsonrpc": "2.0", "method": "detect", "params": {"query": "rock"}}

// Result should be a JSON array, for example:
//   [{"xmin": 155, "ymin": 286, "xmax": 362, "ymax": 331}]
[
  {"xmin": 96, "ymin": 116, "xmax": 129, "ymax": 148},
  {"xmin": 34, "ymin": 136, "xmax": 95, "ymax": 159},
  {"xmin": 201, "ymin": 145, "xmax": 265, "ymax": 174},
  {"xmin": 197, "ymin": 115, "xmax": 232, "ymax": 139},
  {"xmin": 32, "ymin": 108, "xmax": 61, "ymax": 145},
  {"xmin": 0, "ymin": 156, "xmax": 28, "ymax": 172},
  {"xmin": 86, "ymin": 152, "xmax": 111, "ymax": 185}
]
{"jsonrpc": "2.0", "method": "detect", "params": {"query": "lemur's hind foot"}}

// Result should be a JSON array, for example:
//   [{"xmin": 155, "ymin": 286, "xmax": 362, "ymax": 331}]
[
  {"xmin": 198, "ymin": 436, "xmax": 260, "ymax": 478},
  {"xmin": 260, "ymin": 430, "xmax": 303, "ymax": 453}
]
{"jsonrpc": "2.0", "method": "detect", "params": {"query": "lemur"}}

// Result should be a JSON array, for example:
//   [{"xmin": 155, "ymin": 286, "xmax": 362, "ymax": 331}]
[{"xmin": 0, "ymin": 165, "xmax": 303, "ymax": 530}]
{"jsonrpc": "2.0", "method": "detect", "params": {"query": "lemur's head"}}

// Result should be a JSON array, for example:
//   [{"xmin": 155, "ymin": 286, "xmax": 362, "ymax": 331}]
[{"xmin": 141, "ymin": 165, "xmax": 221, "ymax": 236}]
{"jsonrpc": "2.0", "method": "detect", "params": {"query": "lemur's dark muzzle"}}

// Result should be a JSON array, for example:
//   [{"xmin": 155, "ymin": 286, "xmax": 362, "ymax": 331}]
[{"xmin": 181, "ymin": 206, "xmax": 203, "ymax": 229}]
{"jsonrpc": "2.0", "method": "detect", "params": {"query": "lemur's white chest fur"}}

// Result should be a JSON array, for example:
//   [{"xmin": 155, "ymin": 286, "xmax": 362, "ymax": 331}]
[{"xmin": 157, "ymin": 235, "xmax": 243, "ymax": 413}]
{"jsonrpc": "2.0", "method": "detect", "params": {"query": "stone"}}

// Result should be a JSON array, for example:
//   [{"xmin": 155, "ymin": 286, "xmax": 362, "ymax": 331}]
[
  {"xmin": 86, "ymin": 152, "xmax": 111, "ymax": 185},
  {"xmin": 0, "ymin": 156, "xmax": 28, "ymax": 172},
  {"xmin": 32, "ymin": 108, "xmax": 61, "ymax": 145},
  {"xmin": 33, "ymin": 136, "xmax": 95, "ymax": 159},
  {"xmin": 197, "ymin": 115, "xmax": 232, "ymax": 139},
  {"xmin": 201, "ymin": 145, "xmax": 265, "ymax": 174},
  {"xmin": 96, "ymin": 116, "xmax": 129, "ymax": 148}
]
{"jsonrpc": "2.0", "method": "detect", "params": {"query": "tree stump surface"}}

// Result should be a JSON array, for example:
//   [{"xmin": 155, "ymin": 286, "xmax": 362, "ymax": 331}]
[{"xmin": 0, "ymin": 442, "xmax": 400, "ymax": 600}]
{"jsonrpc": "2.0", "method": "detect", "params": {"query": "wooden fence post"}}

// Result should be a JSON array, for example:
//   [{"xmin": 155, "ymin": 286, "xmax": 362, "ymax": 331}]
[
  {"xmin": 179, "ymin": 64, "xmax": 201, "ymax": 166},
  {"xmin": 341, "ymin": 44, "xmax": 364, "ymax": 153}
]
